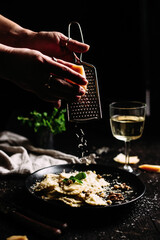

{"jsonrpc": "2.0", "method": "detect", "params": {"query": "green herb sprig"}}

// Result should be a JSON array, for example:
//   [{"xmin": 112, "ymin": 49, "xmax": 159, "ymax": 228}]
[
  {"xmin": 63, "ymin": 172, "xmax": 87, "ymax": 184},
  {"xmin": 17, "ymin": 108, "xmax": 66, "ymax": 135}
]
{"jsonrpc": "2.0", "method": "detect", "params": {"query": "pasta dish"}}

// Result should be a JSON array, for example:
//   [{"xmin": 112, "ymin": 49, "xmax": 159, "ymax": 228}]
[{"xmin": 33, "ymin": 170, "xmax": 132, "ymax": 207}]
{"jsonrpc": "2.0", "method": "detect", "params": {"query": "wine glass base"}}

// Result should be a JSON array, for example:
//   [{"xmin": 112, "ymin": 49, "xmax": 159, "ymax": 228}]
[
  {"xmin": 123, "ymin": 165, "xmax": 141, "ymax": 176},
  {"xmin": 124, "ymin": 164, "xmax": 133, "ymax": 172}
]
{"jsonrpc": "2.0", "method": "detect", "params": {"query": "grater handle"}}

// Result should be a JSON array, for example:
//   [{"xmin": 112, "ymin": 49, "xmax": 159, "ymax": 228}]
[{"xmin": 68, "ymin": 22, "xmax": 84, "ymax": 62}]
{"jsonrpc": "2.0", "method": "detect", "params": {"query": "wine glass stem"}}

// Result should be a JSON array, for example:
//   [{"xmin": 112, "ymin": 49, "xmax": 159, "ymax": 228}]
[{"xmin": 125, "ymin": 141, "xmax": 130, "ymax": 168}]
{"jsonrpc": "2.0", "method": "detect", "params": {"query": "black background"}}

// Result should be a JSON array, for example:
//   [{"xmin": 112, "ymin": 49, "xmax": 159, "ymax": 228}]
[{"xmin": 0, "ymin": 0, "xmax": 160, "ymax": 142}]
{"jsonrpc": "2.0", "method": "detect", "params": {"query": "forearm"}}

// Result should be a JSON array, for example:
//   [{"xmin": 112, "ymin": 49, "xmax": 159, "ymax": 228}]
[{"xmin": 0, "ymin": 14, "xmax": 36, "ymax": 48}]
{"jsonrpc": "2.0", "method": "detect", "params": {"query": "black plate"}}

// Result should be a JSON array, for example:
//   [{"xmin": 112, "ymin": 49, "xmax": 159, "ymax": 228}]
[{"xmin": 25, "ymin": 164, "xmax": 145, "ymax": 209}]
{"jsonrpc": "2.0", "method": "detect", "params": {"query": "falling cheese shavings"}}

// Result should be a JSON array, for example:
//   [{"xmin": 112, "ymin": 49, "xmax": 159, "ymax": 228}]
[{"xmin": 113, "ymin": 153, "xmax": 140, "ymax": 164}]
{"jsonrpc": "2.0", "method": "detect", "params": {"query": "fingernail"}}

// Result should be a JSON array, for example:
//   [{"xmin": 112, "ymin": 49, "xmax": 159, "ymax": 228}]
[
  {"xmin": 79, "ymin": 86, "xmax": 85, "ymax": 95},
  {"xmin": 75, "ymin": 95, "xmax": 82, "ymax": 101},
  {"xmin": 83, "ymin": 78, "xmax": 88, "ymax": 85}
]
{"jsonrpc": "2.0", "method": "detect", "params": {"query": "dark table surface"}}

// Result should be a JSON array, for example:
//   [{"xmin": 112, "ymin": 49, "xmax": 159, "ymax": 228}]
[{"xmin": 0, "ymin": 132, "xmax": 160, "ymax": 240}]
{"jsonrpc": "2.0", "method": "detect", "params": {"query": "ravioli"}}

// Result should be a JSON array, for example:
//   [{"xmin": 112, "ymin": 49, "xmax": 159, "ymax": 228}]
[{"xmin": 33, "ymin": 170, "xmax": 131, "ymax": 207}]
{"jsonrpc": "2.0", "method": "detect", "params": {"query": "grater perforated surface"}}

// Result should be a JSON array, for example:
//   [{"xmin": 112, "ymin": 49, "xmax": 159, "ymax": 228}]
[{"xmin": 67, "ymin": 62, "xmax": 102, "ymax": 122}]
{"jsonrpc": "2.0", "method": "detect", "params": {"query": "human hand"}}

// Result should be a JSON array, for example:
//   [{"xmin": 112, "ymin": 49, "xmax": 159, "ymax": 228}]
[
  {"xmin": 25, "ymin": 31, "xmax": 90, "ymax": 62},
  {"xmin": 0, "ymin": 15, "xmax": 89, "ymax": 62},
  {"xmin": 3, "ymin": 47, "xmax": 88, "ymax": 107}
]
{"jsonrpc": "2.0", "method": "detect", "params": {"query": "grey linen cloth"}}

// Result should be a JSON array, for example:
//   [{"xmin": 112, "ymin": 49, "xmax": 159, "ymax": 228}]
[{"xmin": 0, "ymin": 131, "xmax": 96, "ymax": 175}]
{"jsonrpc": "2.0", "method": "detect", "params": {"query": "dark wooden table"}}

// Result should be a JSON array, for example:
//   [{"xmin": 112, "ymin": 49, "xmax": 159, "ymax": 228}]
[{"xmin": 0, "ymin": 134, "xmax": 160, "ymax": 240}]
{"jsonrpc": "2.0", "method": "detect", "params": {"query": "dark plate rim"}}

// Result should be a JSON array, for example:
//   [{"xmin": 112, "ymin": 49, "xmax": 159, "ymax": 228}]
[{"xmin": 25, "ymin": 164, "xmax": 146, "ymax": 209}]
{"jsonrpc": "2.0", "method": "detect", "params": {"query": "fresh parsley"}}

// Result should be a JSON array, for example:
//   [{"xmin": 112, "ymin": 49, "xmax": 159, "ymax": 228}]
[{"xmin": 17, "ymin": 108, "xmax": 66, "ymax": 135}]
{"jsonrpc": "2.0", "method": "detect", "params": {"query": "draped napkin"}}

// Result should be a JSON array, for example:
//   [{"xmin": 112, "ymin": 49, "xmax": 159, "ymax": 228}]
[{"xmin": 0, "ymin": 131, "xmax": 96, "ymax": 175}]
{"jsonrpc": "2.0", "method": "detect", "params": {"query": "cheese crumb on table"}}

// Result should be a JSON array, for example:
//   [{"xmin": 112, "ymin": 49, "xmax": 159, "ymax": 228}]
[
  {"xmin": 6, "ymin": 236, "xmax": 28, "ymax": 240},
  {"xmin": 114, "ymin": 153, "xmax": 140, "ymax": 164},
  {"xmin": 139, "ymin": 164, "xmax": 160, "ymax": 172}
]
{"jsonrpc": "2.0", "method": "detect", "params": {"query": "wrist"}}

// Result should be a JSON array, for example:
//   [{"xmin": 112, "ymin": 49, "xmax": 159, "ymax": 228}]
[
  {"xmin": 0, "ymin": 44, "xmax": 14, "ymax": 80},
  {"xmin": 0, "ymin": 15, "xmax": 37, "ymax": 49},
  {"xmin": 11, "ymin": 27, "xmax": 37, "ymax": 48}
]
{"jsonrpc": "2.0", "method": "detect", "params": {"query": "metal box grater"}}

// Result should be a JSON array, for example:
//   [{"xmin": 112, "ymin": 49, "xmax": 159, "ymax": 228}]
[
  {"xmin": 67, "ymin": 62, "xmax": 102, "ymax": 122},
  {"xmin": 67, "ymin": 22, "xmax": 102, "ymax": 122}
]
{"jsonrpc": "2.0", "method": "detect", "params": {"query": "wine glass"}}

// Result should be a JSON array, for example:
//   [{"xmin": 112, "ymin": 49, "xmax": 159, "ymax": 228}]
[{"xmin": 109, "ymin": 101, "xmax": 146, "ymax": 173}]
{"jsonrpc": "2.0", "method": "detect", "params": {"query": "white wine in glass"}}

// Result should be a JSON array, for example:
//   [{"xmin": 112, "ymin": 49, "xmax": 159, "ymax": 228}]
[{"xmin": 109, "ymin": 102, "xmax": 146, "ymax": 173}]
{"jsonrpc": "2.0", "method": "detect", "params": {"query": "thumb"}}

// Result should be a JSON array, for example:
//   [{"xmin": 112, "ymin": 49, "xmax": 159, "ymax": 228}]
[
  {"xmin": 60, "ymin": 34, "xmax": 90, "ymax": 53},
  {"xmin": 67, "ymin": 38, "xmax": 90, "ymax": 53}
]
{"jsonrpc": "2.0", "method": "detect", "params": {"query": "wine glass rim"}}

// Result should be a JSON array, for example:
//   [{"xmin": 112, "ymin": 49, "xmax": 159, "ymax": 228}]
[{"xmin": 109, "ymin": 101, "xmax": 147, "ymax": 110}]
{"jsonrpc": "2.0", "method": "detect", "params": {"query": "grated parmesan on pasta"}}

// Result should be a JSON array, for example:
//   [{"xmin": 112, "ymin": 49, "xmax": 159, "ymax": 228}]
[{"xmin": 33, "ymin": 170, "xmax": 132, "ymax": 207}]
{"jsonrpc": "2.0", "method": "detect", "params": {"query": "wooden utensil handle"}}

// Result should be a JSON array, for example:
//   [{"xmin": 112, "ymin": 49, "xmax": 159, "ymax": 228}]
[{"xmin": 12, "ymin": 210, "xmax": 61, "ymax": 237}]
